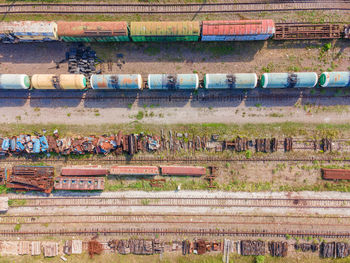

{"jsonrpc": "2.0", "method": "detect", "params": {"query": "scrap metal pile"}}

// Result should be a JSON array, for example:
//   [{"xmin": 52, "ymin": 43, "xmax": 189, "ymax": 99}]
[
  {"xmin": 109, "ymin": 239, "xmax": 164, "ymax": 255},
  {"xmin": 0, "ymin": 130, "xmax": 341, "ymax": 157},
  {"xmin": 268, "ymin": 241, "xmax": 288, "ymax": 257},
  {"xmin": 3, "ymin": 166, "xmax": 54, "ymax": 193},
  {"xmin": 294, "ymin": 243, "xmax": 319, "ymax": 252},
  {"xmin": 320, "ymin": 242, "xmax": 350, "ymax": 258},
  {"xmin": 66, "ymin": 45, "xmax": 98, "ymax": 77},
  {"xmin": 240, "ymin": 240, "xmax": 266, "ymax": 256}
]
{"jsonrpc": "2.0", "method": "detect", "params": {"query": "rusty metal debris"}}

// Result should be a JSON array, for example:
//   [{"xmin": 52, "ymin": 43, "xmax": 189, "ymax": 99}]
[
  {"xmin": 113, "ymin": 239, "xmax": 164, "ymax": 255},
  {"xmin": 240, "ymin": 240, "xmax": 265, "ymax": 256},
  {"xmin": 88, "ymin": 240, "xmax": 103, "ymax": 258},
  {"xmin": 268, "ymin": 241, "xmax": 288, "ymax": 257},
  {"xmin": 295, "ymin": 243, "xmax": 318, "ymax": 252},
  {"xmin": 6, "ymin": 166, "xmax": 54, "ymax": 193},
  {"xmin": 206, "ymin": 166, "xmax": 217, "ymax": 188}
]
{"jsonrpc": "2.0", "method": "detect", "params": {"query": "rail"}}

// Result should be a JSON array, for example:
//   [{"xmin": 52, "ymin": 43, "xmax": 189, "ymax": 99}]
[{"xmin": 0, "ymin": 1, "xmax": 349, "ymax": 14}]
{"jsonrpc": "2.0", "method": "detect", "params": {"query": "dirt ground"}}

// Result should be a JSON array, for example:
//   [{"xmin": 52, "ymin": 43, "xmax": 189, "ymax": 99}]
[{"xmin": 0, "ymin": 40, "xmax": 349, "ymax": 125}]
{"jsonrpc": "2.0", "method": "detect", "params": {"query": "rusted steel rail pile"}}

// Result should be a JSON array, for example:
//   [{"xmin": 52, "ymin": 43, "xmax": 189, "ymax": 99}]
[
  {"xmin": 322, "ymin": 168, "xmax": 350, "ymax": 180},
  {"xmin": 0, "ymin": 1, "xmax": 348, "ymax": 14},
  {"xmin": 5, "ymin": 166, "xmax": 54, "ymax": 193},
  {"xmin": 0, "ymin": 129, "xmax": 343, "ymax": 157}
]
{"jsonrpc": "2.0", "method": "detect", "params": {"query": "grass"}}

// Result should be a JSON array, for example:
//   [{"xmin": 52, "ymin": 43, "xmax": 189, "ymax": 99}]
[
  {"xmin": 8, "ymin": 199, "xmax": 27, "ymax": 206},
  {"xmin": 2, "ymin": 122, "xmax": 350, "ymax": 139}
]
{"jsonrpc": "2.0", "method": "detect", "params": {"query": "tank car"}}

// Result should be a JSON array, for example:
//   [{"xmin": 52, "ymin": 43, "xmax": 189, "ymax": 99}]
[
  {"xmin": 319, "ymin": 72, "xmax": 350, "ymax": 88},
  {"xmin": 0, "ymin": 74, "xmax": 30, "ymax": 89},
  {"xmin": 204, "ymin": 73, "xmax": 257, "ymax": 89},
  {"xmin": 261, "ymin": 72, "xmax": 318, "ymax": 88},
  {"xmin": 148, "ymin": 74, "xmax": 199, "ymax": 90},
  {"xmin": 90, "ymin": 74, "xmax": 142, "ymax": 90}
]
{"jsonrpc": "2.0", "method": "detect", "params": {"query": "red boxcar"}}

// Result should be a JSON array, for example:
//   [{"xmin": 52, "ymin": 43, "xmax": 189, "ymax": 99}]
[
  {"xmin": 160, "ymin": 166, "xmax": 206, "ymax": 177},
  {"xmin": 202, "ymin": 19, "xmax": 275, "ymax": 41},
  {"xmin": 322, "ymin": 168, "xmax": 350, "ymax": 180},
  {"xmin": 61, "ymin": 166, "xmax": 109, "ymax": 176},
  {"xmin": 54, "ymin": 177, "xmax": 105, "ymax": 191},
  {"xmin": 110, "ymin": 166, "xmax": 159, "ymax": 176}
]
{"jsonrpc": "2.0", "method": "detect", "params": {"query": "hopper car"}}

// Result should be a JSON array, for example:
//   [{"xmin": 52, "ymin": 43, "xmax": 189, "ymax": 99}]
[
  {"xmin": 0, "ymin": 72, "xmax": 349, "ymax": 90},
  {"xmin": 0, "ymin": 20, "xmax": 349, "ymax": 43}
]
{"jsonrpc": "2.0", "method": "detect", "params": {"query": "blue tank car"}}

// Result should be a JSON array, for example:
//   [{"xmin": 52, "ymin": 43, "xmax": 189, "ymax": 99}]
[
  {"xmin": 204, "ymin": 73, "xmax": 257, "ymax": 89},
  {"xmin": 90, "ymin": 74, "xmax": 143, "ymax": 90},
  {"xmin": 261, "ymin": 72, "xmax": 318, "ymax": 88},
  {"xmin": 148, "ymin": 74, "xmax": 199, "ymax": 90}
]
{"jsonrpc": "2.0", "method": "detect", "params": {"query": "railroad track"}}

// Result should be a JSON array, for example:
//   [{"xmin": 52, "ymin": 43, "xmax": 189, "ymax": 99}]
[
  {"xmin": 9, "ymin": 197, "xmax": 350, "ymax": 208},
  {"xmin": 0, "ymin": 227, "xmax": 349, "ymax": 238},
  {"xmin": 0, "ymin": 1, "xmax": 349, "ymax": 14},
  {"xmin": 2, "ymin": 214, "xmax": 350, "ymax": 227}
]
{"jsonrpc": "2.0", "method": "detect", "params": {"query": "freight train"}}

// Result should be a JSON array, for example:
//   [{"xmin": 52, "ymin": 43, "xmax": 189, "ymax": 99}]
[
  {"xmin": 1, "ymin": 71, "xmax": 349, "ymax": 90},
  {"xmin": 0, "ymin": 165, "xmax": 206, "ymax": 192},
  {"xmin": 0, "ymin": 20, "xmax": 349, "ymax": 43}
]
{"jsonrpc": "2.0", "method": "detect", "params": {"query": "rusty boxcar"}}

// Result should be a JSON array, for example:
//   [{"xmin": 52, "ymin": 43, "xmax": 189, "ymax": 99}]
[
  {"xmin": 110, "ymin": 166, "xmax": 159, "ymax": 176},
  {"xmin": 160, "ymin": 166, "xmax": 206, "ymax": 176},
  {"xmin": 322, "ymin": 168, "xmax": 350, "ymax": 180},
  {"xmin": 57, "ymin": 21, "xmax": 129, "ymax": 42},
  {"xmin": 61, "ymin": 166, "xmax": 109, "ymax": 176},
  {"xmin": 201, "ymin": 20, "xmax": 275, "ymax": 41},
  {"xmin": 54, "ymin": 177, "xmax": 105, "ymax": 191}
]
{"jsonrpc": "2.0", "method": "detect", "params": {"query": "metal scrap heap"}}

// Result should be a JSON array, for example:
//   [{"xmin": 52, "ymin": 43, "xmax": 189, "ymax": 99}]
[
  {"xmin": 114, "ymin": 239, "xmax": 164, "ymax": 255},
  {"xmin": 240, "ymin": 240, "xmax": 265, "ymax": 256},
  {"xmin": 6, "ymin": 166, "xmax": 54, "ymax": 193},
  {"xmin": 294, "ymin": 243, "xmax": 319, "ymax": 252},
  {"xmin": 67, "ymin": 45, "xmax": 98, "ymax": 77},
  {"xmin": 268, "ymin": 241, "xmax": 288, "ymax": 257},
  {"xmin": 320, "ymin": 242, "xmax": 350, "ymax": 258},
  {"xmin": 0, "ymin": 135, "xmax": 48, "ymax": 155}
]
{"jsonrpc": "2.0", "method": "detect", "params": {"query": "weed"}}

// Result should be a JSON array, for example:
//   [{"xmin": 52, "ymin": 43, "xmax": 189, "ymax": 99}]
[
  {"xmin": 14, "ymin": 223, "xmax": 21, "ymax": 231},
  {"xmin": 67, "ymin": 113, "xmax": 71, "ymax": 117},
  {"xmin": 136, "ymin": 111, "xmax": 144, "ymax": 120},
  {"xmin": 193, "ymin": 70, "xmax": 198, "ymax": 74},
  {"xmin": 95, "ymin": 113, "xmax": 100, "ymax": 116},
  {"xmin": 269, "ymin": 113, "xmax": 284, "ymax": 118},
  {"xmin": 245, "ymin": 150, "xmax": 252, "ymax": 159},
  {"xmin": 261, "ymin": 63, "xmax": 274, "ymax": 73},
  {"xmin": 15, "ymin": 116, "xmax": 21, "ymax": 121},
  {"xmin": 8, "ymin": 199, "xmax": 27, "ymax": 206},
  {"xmin": 286, "ymin": 234, "xmax": 291, "ymax": 240},
  {"xmin": 141, "ymin": 199, "xmax": 150, "ymax": 205},
  {"xmin": 127, "ymin": 103, "xmax": 132, "ymax": 109},
  {"xmin": 34, "ymin": 107, "xmax": 40, "ymax": 112},
  {"xmin": 255, "ymin": 255, "xmax": 265, "ymax": 263},
  {"xmin": 255, "ymin": 103, "xmax": 262, "ymax": 108}
]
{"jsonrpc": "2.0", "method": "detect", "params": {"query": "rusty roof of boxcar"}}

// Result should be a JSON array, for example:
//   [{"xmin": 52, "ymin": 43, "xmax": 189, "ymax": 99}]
[
  {"xmin": 0, "ymin": 21, "xmax": 56, "ymax": 33},
  {"xmin": 130, "ymin": 21, "xmax": 200, "ymax": 36},
  {"xmin": 110, "ymin": 166, "xmax": 159, "ymax": 175},
  {"xmin": 160, "ymin": 166, "xmax": 206, "ymax": 175},
  {"xmin": 202, "ymin": 19, "xmax": 275, "ymax": 36},
  {"xmin": 57, "ymin": 21, "xmax": 128, "ymax": 36}
]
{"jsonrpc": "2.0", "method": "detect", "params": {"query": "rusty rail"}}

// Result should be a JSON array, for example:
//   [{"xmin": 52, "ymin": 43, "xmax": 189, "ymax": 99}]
[
  {"xmin": 0, "ymin": 2, "xmax": 349, "ymax": 14},
  {"xmin": 9, "ymin": 196, "xmax": 350, "ymax": 209},
  {"xmin": 1, "ymin": 228, "xmax": 349, "ymax": 238}
]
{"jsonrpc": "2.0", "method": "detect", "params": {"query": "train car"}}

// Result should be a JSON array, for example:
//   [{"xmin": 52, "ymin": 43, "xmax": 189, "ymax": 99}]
[
  {"xmin": 31, "ymin": 74, "xmax": 86, "ymax": 89},
  {"xmin": 201, "ymin": 20, "xmax": 275, "ymax": 41},
  {"xmin": 54, "ymin": 177, "xmax": 105, "ymax": 191},
  {"xmin": 130, "ymin": 21, "xmax": 200, "ymax": 42},
  {"xmin": 90, "ymin": 74, "xmax": 142, "ymax": 90},
  {"xmin": 0, "ymin": 74, "xmax": 30, "ymax": 89},
  {"xmin": 322, "ymin": 168, "xmax": 350, "ymax": 180},
  {"xmin": 31, "ymin": 74, "xmax": 59, "ymax": 89},
  {"xmin": 160, "ymin": 166, "xmax": 206, "ymax": 176},
  {"xmin": 319, "ymin": 72, "xmax": 350, "ymax": 88},
  {"xmin": 57, "ymin": 21, "xmax": 129, "ymax": 42},
  {"xmin": 204, "ymin": 73, "xmax": 257, "ymax": 89},
  {"xmin": 61, "ymin": 165, "xmax": 109, "ymax": 176},
  {"xmin": 110, "ymin": 166, "xmax": 159, "ymax": 176},
  {"xmin": 261, "ymin": 72, "xmax": 318, "ymax": 88},
  {"xmin": 148, "ymin": 74, "xmax": 199, "ymax": 90},
  {"xmin": 0, "ymin": 21, "xmax": 57, "ymax": 43},
  {"xmin": 59, "ymin": 74, "xmax": 87, "ymax": 89}
]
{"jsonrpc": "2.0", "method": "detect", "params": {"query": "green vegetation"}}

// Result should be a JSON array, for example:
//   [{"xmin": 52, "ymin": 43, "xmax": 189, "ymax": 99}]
[
  {"xmin": 8, "ymin": 199, "xmax": 27, "ymax": 206},
  {"xmin": 0, "ymin": 185, "xmax": 8, "ymax": 194},
  {"xmin": 3, "ymin": 122, "xmax": 350, "ymax": 139},
  {"xmin": 255, "ymin": 255, "xmax": 265, "ymax": 263},
  {"xmin": 135, "ymin": 111, "xmax": 144, "ymax": 120},
  {"xmin": 14, "ymin": 223, "xmax": 21, "ymax": 231}
]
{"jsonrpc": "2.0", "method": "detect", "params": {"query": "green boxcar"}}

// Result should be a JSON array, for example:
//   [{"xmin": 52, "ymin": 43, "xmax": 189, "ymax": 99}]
[
  {"xmin": 57, "ymin": 22, "xmax": 130, "ymax": 42},
  {"xmin": 130, "ymin": 21, "xmax": 200, "ymax": 42}
]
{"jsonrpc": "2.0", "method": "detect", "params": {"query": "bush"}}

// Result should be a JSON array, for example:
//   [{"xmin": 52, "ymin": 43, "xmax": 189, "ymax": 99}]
[{"xmin": 255, "ymin": 255, "xmax": 265, "ymax": 263}]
